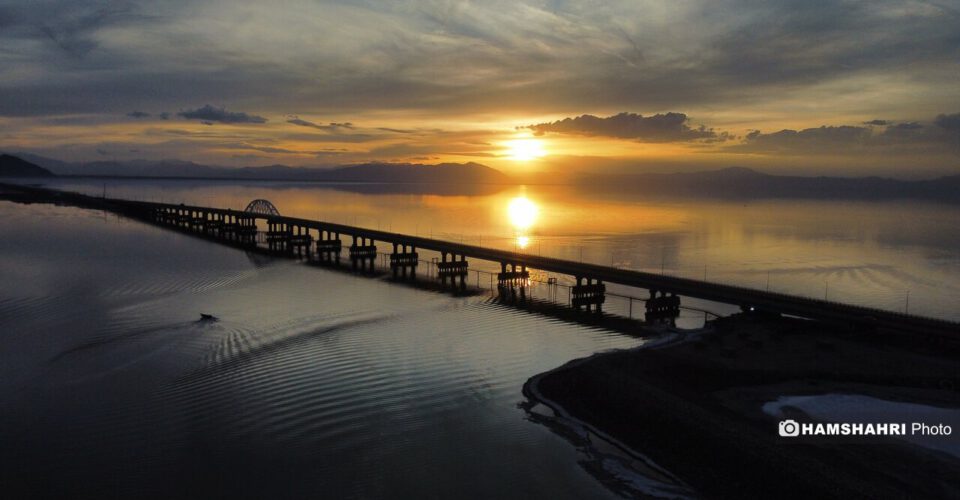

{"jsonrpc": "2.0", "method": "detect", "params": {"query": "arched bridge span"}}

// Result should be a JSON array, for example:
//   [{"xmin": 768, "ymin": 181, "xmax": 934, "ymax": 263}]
[{"xmin": 244, "ymin": 199, "xmax": 280, "ymax": 216}]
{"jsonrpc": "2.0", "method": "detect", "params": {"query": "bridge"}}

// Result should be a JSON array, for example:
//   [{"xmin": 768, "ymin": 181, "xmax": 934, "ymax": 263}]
[{"xmin": 2, "ymin": 182, "xmax": 957, "ymax": 340}]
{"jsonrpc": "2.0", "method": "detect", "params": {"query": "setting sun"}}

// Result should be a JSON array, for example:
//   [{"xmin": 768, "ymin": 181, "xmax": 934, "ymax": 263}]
[{"xmin": 504, "ymin": 138, "xmax": 547, "ymax": 161}]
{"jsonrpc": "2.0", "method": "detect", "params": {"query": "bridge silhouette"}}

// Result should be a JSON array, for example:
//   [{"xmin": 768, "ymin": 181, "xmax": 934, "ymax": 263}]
[{"xmin": 3, "ymin": 182, "xmax": 957, "ymax": 339}]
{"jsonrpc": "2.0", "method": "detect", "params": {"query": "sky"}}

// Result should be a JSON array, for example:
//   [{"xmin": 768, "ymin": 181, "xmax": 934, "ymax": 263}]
[{"xmin": 1, "ymin": 0, "xmax": 959, "ymax": 178}]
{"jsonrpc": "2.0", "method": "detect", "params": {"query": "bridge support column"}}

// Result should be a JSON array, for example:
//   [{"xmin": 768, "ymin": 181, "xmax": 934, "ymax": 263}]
[
  {"xmin": 191, "ymin": 210, "xmax": 207, "ymax": 232},
  {"xmin": 236, "ymin": 215, "xmax": 257, "ymax": 246},
  {"xmin": 389, "ymin": 243, "xmax": 418, "ymax": 280},
  {"xmin": 497, "ymin": 262, "xmax": 529, "ymax": 303},
  {"xmin": 266, "ymin": 220, "xmax": 297, "ymax": 254},
  {"xmin": 437, "ymin": 252, "xmax": 468, "ymax": 291},
  {"xmin": 645, "ymin": 290, "xmax": 680, "ymax": 325},
  {"xmin": 572, "ymin": 277, "xmax": 605, "ymax": 314},
  {"xmin": 222, "ymin": 213, "xmax": 237, "ymax": 241},
  {"xmin": 316, "ymin": 231, "xmax": 342, "ymax": 265},
  {"xmin": 349, "ymin": 236, "xmax": 377, "ymax": 272},
  {"xmin": 288, "ymin": 225, "xmax": 312, "ymax": 259},
  {"xmin": 204, "ymin": 212, "xmax": 223, "ymax": 234},
  {"xmin": 176, "ymin": 208, "xmax": 190, "ymax": 227}
]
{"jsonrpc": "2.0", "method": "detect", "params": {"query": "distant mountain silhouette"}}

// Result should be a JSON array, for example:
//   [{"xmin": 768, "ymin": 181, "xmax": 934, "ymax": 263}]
[
  {"xmin": 15, "ymin": 153, "xmax": 509, "ymax": 184},
  {"xmin": 0, "ymin": 154, "xmax": 55, "ymax": 177},
  {"xmin": 577, "ymin": 167, "xmax": 960, "ymax": 202},
  {"xmin": 10, "ymin": 152, "xmax": 960, "ymax": 201}
]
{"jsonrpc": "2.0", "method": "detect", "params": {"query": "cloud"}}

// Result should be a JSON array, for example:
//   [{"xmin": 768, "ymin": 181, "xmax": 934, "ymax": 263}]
[
  {"xmin": 935, "ymin": 112, "xmax": 960, "ymax": 130},
  {"xmin": 287, "ymin": 117, "xmax": 322, "ymax": 129},
  {"xmin": 35, "ymin": 2, "xmax": 140, "ymax": 58},
  {"xmin": 286, "ymin": 117, "xmax": 355, "ymax": 131},
  {"xmin": 863, "ymin": 119, "xmax": 889, "ymax": 126},
  {"xmin": 178, "ymin": 105, "xmax": 267, "ymax": 124},
  {"xmin": 741, "ymin": 126, "xmax": 872, "ymax": 152},
  {"xmin": 127, "ymin": 110, "xmax": 150, "ymax": 118},
  {"xmin": 736, "ymin": 112, "xmax": 960, "ymax": 154},
  {"xmin": 0, "ymin": 0, "xmax": 957, "ymax": 125},
  {"xmin": 158, "ymin": 112, "xmax": 170, "ymax": 120},
  {"xmin": 221, "ymin": 142, "xmax": 350, "ymax": 157},
  {"xmin": 525, "ymin": 112, "xmax": 723, "ymax": 142}
]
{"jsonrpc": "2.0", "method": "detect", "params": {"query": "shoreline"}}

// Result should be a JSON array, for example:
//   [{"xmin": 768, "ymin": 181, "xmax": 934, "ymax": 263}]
[
  {"xmin": 522, "ymin": 330, "xmax": 698, "ymax": 498},
  {"xmin": 523, "ymin": 313, "xmax": 960, "ymax": 499}
]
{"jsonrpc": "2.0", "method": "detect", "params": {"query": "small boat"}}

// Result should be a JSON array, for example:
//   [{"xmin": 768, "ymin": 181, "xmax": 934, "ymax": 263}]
[{"xmin": 200, "ymin": 313, "xmax": 218, "ymax": 321}]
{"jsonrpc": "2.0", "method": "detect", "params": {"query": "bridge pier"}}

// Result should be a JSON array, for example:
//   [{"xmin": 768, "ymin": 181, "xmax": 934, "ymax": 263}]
[
  {"xmin": 221, "ymin": 213, "xmax": 239, "ymax": 240},
  {"xmin": 190, "ymin": 210, "xmax": 207, "ymax": 231},
  {"xmin": 350, "ymin": 236, "xmax": 377, "ymax": 272},
  {"xmin": 389, "ymin": 243, "xmax": 418, "ymax": 280},
  {"xmin": 572, "ymin": 277, "xmax": 605, "ymax": 314},
  {"xmin": 288, "ymin": 225, "xmax": 312, "ymax": 259},
  {"xmin": 266, "ymin": 220, "xmax": 291, "ymax": 253},
  {"xmin": 176, "ymin": 208, "xmax": 191, "ymax": 227},
  {"xmin": 316, "ymin": 230, "xmax": 342, "ymax": 264},
  {"xmin": 204, "ymin": 212, "xmax": 224, "ymax": 234},
  {"xmin": 235, "ymin": 214, "xmax": 257, "ymax": 246},
  {"xmin": 645, "ymin": 290, "xmax": 681, "ymax": 325},
  {"xmin": 437, "ymin": 252, "xmax": 468, "ymax": 291},
  {"xmin": 497, "ymin": 262, "xmax": 529, "ymax": 303}
]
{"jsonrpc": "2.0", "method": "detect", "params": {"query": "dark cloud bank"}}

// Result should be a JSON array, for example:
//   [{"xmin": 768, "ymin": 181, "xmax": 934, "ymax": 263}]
[
  {"xmin": 287, "ymin": 117, "xmax": 355, "ymax": 131},
  {"xmin": 178, "ymin": 105, "xmax": 267, "ymax": 124},
  {"xmin": 739, "ymin": 112, "xmax": 960, "ymax": 154},
  {"xmin": 525, "ymin": 112, "xmax": 729, "ymax": 142}
]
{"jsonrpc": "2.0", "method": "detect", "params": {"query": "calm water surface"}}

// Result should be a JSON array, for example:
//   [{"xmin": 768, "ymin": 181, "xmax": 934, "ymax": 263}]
[
  {"xmin": 2, "ymin": 178, "xmax": 958, "ymax": 497},
  {"xmin": 0, "ymin": 200, "xmax": 652, "ymax": 498}
]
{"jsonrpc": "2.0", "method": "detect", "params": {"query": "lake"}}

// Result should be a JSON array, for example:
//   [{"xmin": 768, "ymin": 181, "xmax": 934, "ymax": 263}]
[{"xmin": 1, "ymin": 178, "xmax": 957, "ymax": 497}]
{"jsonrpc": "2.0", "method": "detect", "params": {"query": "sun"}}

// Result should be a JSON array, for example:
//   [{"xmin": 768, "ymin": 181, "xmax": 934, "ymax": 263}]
[{"xmin": 504, "ymin": 138, "xmax": 546, "ymax": 161}]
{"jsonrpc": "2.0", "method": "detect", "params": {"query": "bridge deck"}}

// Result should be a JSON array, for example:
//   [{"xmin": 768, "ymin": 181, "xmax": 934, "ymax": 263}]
[{"xmin": 3, "ymin": 183, "xmax": 957, "ymax": 338}]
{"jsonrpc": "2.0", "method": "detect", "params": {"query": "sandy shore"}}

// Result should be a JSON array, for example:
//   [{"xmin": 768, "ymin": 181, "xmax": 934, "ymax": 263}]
[{"xmin": 525, "ymin": 313, "xmax": 960, "ymax": 499}]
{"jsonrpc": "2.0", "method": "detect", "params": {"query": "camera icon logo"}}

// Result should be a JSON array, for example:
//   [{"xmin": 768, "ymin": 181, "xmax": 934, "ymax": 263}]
[{"xmin": 779, "ymin": 419, "xmax": 800, "ymax": 437}]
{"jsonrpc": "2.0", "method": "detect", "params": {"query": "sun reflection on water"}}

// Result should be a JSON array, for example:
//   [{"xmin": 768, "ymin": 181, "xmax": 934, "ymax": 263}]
[
  {"xmin": 507, "ymin": 196, "xmax": 538, "ymax": 250},
  {"xmin": 507, "ymin": 196, "xmax": 538, "ymax": 229}
]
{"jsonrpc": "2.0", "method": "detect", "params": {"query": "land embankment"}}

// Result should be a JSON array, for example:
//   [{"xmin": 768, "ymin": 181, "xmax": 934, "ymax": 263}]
[{"xmin": 526, "ymin": 313, "xmax": 960, "ymax": 498}]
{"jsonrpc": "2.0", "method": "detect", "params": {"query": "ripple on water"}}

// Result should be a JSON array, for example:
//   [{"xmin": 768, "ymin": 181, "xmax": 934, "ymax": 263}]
[{"xmin": 0, "ymin": 203, "xmax": 658, "ymax": 498}]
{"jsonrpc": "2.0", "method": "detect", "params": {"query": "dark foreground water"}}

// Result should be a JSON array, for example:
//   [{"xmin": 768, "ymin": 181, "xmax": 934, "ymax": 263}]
[{"xmin": 0, "ymin": 201, "xmax": 650, "ymax": 498}]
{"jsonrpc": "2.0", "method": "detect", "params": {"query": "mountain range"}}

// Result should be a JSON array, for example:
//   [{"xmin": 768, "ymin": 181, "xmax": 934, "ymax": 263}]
[
  {"xmin": 0, "ymin": 154, "xmax": 54, "ymax": 177},
  {"xmin": 9, "ymin": 153, "xmax": 510, "ymax": 184},
  {"xmin": 4, "ymin": 152, "xmax": 959, "ymax": 202},
  {"xmin": 576, "ymin": 167, "xmax": 960, "ymax": 202}
]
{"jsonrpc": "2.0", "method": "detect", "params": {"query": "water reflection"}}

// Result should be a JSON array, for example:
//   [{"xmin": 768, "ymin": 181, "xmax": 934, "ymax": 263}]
[
  {"xmin": 0, "ymin": 201, "xmax": 638, "ymax": 498},
  {"xmin": 517, "ymin": 235, "xmax": 531, "ymax": 250},
  {"xmin": 507, "ymin": 196, "xmax": 539, "ymax": 229},
  {"xmin": 507, "ymin": 196, "xmax": 539, "ymax": 250},
  {"xmin": 22, "ymin": 177, "xmax": 960, "ymax": 321}
]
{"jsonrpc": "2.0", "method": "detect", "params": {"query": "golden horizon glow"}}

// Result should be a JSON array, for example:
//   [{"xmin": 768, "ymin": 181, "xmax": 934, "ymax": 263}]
[
  {"xmin": 504, "ymin": 138, "xmax": 547, "ymax": 161},
  {"xmin": 516, "ymin": 235, "xmax": 530, "ymax": 249}
]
